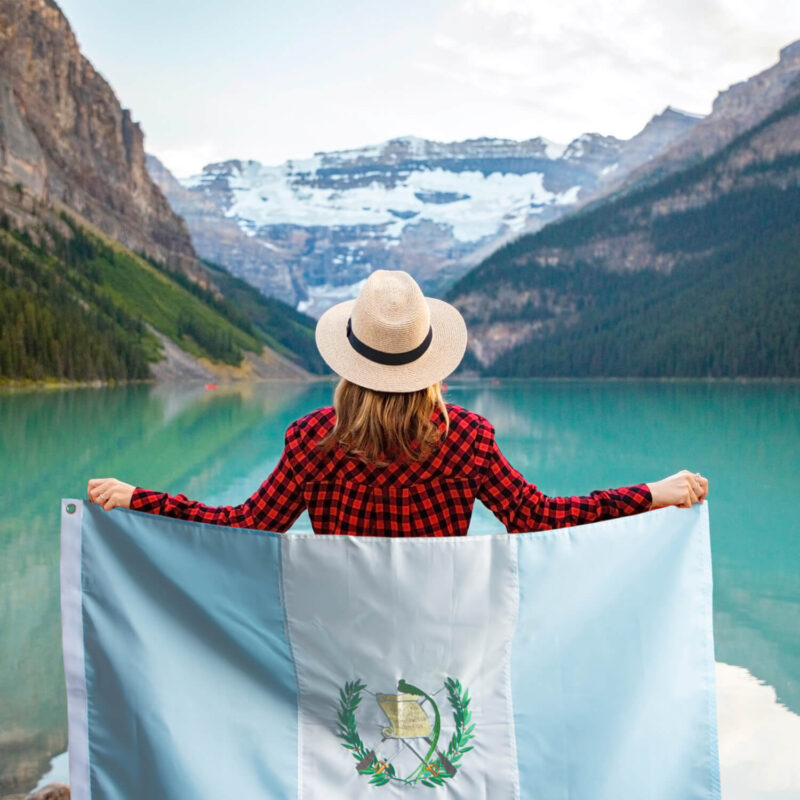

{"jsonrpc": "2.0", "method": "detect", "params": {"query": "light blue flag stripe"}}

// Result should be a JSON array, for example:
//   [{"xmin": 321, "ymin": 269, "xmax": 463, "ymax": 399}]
[
  {"xmin": 62, "ymin": 499, "xmax": 298, "ymax": 799},
  {"xmin": 512, "ymin": 503, "xmax": 720, "ymax": 800},
  {"xmin": 60, "ymin": 499, "xmax": 719, "ymax": 799}
]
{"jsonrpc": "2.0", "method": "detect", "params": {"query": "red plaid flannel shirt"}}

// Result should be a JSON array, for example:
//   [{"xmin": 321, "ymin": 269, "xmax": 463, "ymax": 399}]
[{"xmin": 130, "ymin": 403, "xmax": 652, "ymax": 536}]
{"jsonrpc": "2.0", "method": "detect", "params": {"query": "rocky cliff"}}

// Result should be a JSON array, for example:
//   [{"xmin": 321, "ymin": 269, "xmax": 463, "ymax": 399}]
[
  {"xmin": 148, "ymin": 110, "xmax": 700, "ymax": 316},
  {"xmin": 0, "ymin": 0, "xmax": 326, "ymax": 382},
  {"xmin": 0, "ymin": 0, "xmax": 195, "ymax": 271}
]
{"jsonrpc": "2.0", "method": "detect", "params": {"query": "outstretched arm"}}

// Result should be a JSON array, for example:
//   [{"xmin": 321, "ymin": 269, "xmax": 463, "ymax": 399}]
[
  {"xmin": 86, "ymin": 426, "xmax": 306, "ymax": 533},
  {"xmin": 127, "ymin": 453, "xmax": 303, "ymax": 532},
  {"xmin": 475, "ymin": 420, "xmax": 653, "ymax": 533}
]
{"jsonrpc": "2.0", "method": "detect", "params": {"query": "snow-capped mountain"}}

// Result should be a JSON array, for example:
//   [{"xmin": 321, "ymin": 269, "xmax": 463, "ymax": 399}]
[{"xmin": 148, "ymin": 108, "xmax": 700, "ymax": 316}]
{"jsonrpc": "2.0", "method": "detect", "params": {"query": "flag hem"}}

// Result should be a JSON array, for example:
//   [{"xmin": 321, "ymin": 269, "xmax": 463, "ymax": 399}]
[
  {"xmin": 699, "ymin": 503, "xmax": 722, "ymax": 798},
  {"xmin": 60, "ymin": 498, "xmax": 90, "ymax": 800}
]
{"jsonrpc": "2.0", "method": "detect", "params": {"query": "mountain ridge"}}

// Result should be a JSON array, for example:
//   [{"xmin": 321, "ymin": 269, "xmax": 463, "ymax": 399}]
[
  {"xmin": 148, "ymin": 108, "xmax": 700, "ymax": 316},
  {"xmin": 446, "ymin": 42, "xmax": 800, "ymax": 376},
  {"xmin": 590, "ymin": 39, "xmax": 800, "ymax": 202}
]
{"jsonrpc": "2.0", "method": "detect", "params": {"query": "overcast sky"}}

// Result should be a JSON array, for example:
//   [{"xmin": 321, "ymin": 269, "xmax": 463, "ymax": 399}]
[{"xmin": 57, "ymin": 0, "xmax": 800, "ymax": 177}]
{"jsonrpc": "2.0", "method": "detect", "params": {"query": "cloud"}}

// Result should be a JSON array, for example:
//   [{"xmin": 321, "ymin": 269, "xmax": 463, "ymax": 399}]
[
  {"xmin": 148, "ymin": 140, "xmax": 220, "ymax": 179},
  {"xmin": 59, "ymin": 0, "xmax": 800, "ymax": 166},
  {"xmin": 415, "ymin": 0, "xmax": 800, "ymax": 142}
]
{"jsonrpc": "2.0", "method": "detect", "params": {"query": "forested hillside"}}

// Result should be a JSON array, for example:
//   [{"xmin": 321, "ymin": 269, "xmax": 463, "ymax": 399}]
[
  {"xmin": 491, "ymin": 211, "xmax": 800, "ymax": 377},
  {"xmin": 0, "ymin": 0, "xmax": 330, "ymax": 385},
  {"xmin": 0, "ymin": 212, "xmax": 325, "ymax": 383},
  {"xmin": 197, "ymin": 259, "xmax": 326, "ymax": 374}
]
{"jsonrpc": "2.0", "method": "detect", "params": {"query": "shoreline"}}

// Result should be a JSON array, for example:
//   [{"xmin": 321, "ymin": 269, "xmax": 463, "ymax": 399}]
[
  {"xmin": 1, "ymin": 374, "xmax": 799, "ymax": 394},
  {"xmin": 468, "ymin": 375, "xmax": 800, "ymax": 383},
  {"xmin": 0, "ymin": 375, "xmax": 336, "ymax": 394},
  {"xmin": 0, "ymin": 377, "xmax": 156, "ymax": 393}
]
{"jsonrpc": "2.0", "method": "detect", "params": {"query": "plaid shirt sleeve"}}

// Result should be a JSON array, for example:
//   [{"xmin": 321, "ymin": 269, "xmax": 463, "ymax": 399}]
[
  {"xmin": 129, "ymin": 421, "xmax": 306, "ymax": 532},
  {"xmin": 475, "ymin": 418, "xmax": 652, "ymax": 533}
]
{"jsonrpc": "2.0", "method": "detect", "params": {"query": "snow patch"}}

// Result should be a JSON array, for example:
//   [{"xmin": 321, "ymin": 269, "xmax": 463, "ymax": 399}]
[
  {"xmin": 187, "ymin": 162, "xmax": 578, "ymax": 244},
  {"xmin": 556, "ymin": 185, "xmax": 582, "ymax": 205},
  {"xmin": 543, "ymin": 139, "xmax": 567, "ymax": 159}
]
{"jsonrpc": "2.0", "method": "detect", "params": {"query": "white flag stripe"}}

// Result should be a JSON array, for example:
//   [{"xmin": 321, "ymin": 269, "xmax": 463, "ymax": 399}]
[{"xmin": 281, "ymin": 534, "xmax": 520, "ymax": 798}]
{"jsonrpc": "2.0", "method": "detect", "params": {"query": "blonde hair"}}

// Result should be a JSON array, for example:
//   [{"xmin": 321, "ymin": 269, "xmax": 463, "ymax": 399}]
[{"xmin": 319, "ymin": 379, "xmax": 450, "ymax": 466}]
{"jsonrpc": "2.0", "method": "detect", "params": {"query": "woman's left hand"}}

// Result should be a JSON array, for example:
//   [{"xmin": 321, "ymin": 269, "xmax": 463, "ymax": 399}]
[
  {"xmin": 646, "ymin": 470, "xmax": 708, "ymax": 510},
  {"xmin": 87, "ymin": 478, "xmax": 135, "ymax": 511}
]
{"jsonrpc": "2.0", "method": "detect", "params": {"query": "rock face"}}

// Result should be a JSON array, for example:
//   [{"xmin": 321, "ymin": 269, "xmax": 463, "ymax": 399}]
[
  {"xmin": 145, "ymin": 324, "xmax": 310, "ymax": 382},
  {"xmin": 0, "ymin": 0, "xmax": 196, "ymax": 271},
  {"xmin": 602, "ymin": 106, "xmax": 704, "ymax": 186},
  {"xmin": 446, "ymin": 41, "xmax": 800, "ymax": 369},
  {"xmin": 148, "ymin": 110, "xmax": 700, "ymax": 316}
]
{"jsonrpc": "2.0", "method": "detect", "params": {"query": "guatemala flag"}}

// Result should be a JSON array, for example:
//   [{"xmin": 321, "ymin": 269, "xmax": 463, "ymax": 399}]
[{"xmin": 60, "ymin": 499, "xmax": 720, "ymax": 799}]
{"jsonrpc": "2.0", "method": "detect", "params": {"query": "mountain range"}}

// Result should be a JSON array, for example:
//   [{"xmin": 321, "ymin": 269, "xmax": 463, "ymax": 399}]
[
  {"xmin": 1, "ymin": 0, "xmax": 798, "ymax": 392},
  {"xmin": 447, "ymin": 41, "xmax": 800, "ymax": 376},
  {"xmin": 148, "ymin": 108, "xmax": 701, "ymax": 316}
]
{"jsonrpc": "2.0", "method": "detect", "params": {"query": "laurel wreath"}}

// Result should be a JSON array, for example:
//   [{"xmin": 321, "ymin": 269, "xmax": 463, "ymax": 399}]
[
  {"xmin": 336, "ymin": 677, "xmax": 475, "ymax": 788},
  {"xmin": 337, "ymin": 679, "xmax": 397, "ymax": 786},
  {"xmin": 419, "ymin": 677, "xmax": 475, "ymax": 787}
]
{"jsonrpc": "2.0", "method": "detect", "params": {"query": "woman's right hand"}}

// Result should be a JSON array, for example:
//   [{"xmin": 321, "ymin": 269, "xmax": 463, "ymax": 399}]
[
  {"xmin": 87, "ymin": 477, "xmax": 135, "ymax": 511},
  {"xmin": 646, "ymin": 470, "xmax": 709, "ymax": 510}
]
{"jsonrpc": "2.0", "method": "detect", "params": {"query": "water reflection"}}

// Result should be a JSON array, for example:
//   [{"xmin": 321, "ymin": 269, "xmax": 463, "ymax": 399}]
[
  {"xmin": 716, "ymin": 662, "xmax": 800, "ymax": 799},
  {"xmin": 0, "ymin": 379, "xmax": 798, "ymax": 796}
]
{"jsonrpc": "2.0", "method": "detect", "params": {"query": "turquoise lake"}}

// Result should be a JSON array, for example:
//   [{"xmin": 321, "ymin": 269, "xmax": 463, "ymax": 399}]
[{"xmin": 1, "ymin": 379, "xmax": 798, "ymax": 798}]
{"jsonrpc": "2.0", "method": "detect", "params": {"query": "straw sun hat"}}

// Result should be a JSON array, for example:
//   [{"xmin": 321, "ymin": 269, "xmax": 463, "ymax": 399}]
[{"xmin": 315, "ymin": 270, "xmax": 468, "ymax": 393}]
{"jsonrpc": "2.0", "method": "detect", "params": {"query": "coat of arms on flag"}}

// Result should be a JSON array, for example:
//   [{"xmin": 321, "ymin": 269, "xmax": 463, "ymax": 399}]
[
  {"xmin": 337, "ymin": 677, "xmax": 474, "ymax": 787},
  {"xmin": 60, "ymin": 499, "xmax": 720, "ymax": 799}
]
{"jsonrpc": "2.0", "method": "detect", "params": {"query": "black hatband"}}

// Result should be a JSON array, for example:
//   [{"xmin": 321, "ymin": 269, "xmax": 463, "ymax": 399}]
[{"xmin": 346, "ymin": 318, "xmax": 433, "ymax": 366}]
